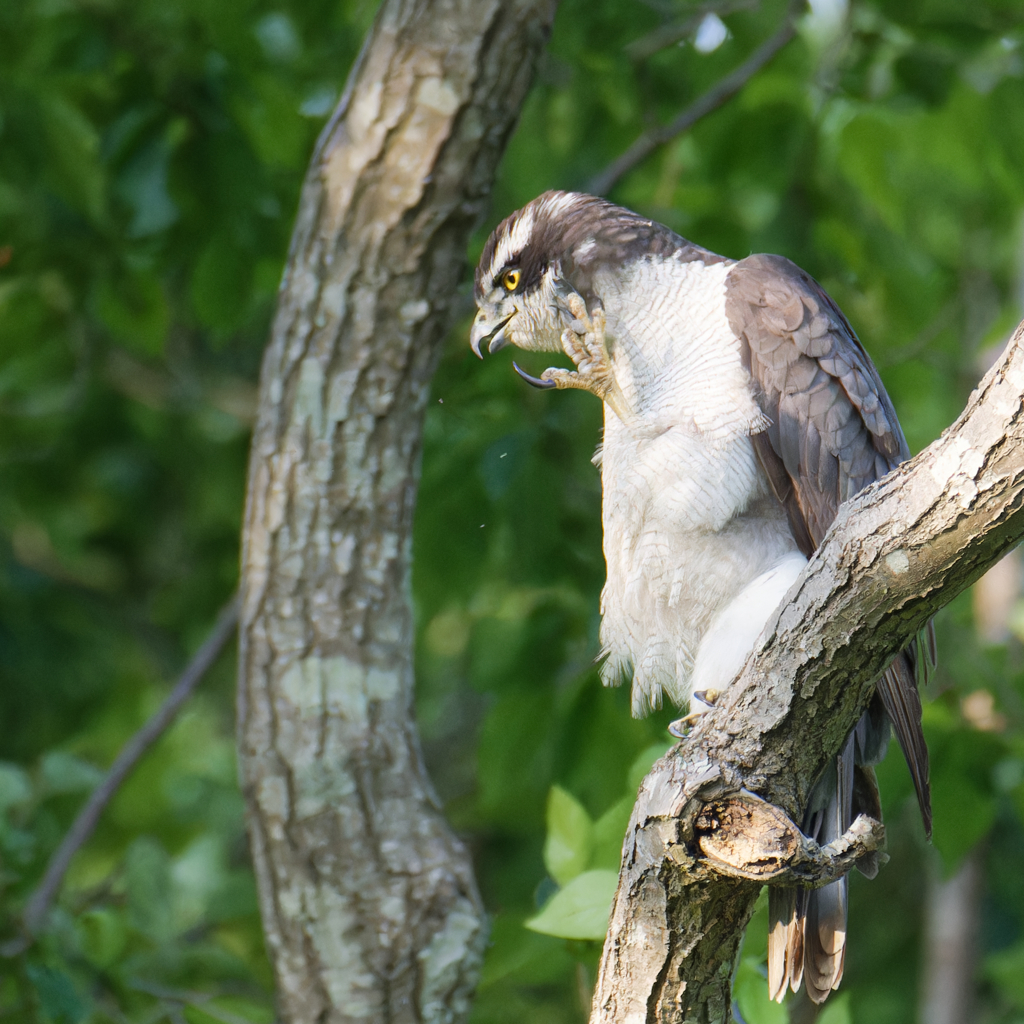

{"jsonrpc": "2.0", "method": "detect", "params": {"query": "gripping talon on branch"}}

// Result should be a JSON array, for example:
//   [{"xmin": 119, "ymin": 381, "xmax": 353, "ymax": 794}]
[{"xmin": 668, "ymin": 690, "xmax": 722, "ymax": 736}]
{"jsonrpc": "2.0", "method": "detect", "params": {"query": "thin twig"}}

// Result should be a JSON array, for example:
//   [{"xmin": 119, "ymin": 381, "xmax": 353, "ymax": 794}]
[
  {"xmin": 13, "ymin": 592, "xmax": 240, "ymax": 943},
  {"xmin": 624, "ymin": 0, "xmax": 758, "ymax": 63},
  {"xmin": 586, "ymin": 0, "xmax": 803, "ymax": 196}
]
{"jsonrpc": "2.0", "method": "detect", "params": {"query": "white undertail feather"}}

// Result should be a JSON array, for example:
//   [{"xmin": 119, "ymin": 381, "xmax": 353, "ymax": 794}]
[{"xmin": 593, "ymin": 256, "xmax": 802, "ymax": 714}]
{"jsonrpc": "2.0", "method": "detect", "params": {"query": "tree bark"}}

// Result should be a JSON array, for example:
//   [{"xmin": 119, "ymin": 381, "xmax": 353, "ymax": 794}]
[
  {"xmin": 237, "ymin": 3, "xmax": 557, "ymax": 1022},
  {"xmin": 590, "ymin": 321, "xmax": 1024, "ymax": 1024}
]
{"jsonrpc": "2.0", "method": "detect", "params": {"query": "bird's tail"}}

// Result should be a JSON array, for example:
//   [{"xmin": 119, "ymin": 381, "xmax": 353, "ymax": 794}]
[
  {"xmin": 768, "ymin": 729, "xmax": 874, "ymax": 1004},
  {"xmin": 876, "ymin": 645, "xmax": 932, "ymax": 837}
]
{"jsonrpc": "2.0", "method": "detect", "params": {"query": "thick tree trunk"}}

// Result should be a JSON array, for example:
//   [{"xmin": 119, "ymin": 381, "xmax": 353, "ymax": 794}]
[
  {"xmin": 237, "ymin": 3, "xmax": 557, "ymax": 1022},
  {"xmin": 590, "ymin": 322, "xmax": 1024, "ymax": 1023}
]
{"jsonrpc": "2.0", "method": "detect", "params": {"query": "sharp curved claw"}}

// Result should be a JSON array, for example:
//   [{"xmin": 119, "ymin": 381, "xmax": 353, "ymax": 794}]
[{"xmin": 513, "ymin": 362, "xmax": 557, "ymax": 390}]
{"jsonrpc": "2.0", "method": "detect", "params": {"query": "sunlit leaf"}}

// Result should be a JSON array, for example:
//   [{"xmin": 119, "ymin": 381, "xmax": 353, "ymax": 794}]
[
  {"xmin": 525, "ymin": 869, "xmax": 617, "ymax": 940},
  {"xmin": 733, "ymin": 958, "xmax": 788, "ymax": 1024},
  {"xmin": 818, "ymin": 992, "xmax": 852, "ymax": 1024},
  {"xmin": 589, "ymin": 796, "xmax": 632, "ymax": 871},
  {"xmin": 543, "ymin": 784, "xmax": 593, "ymax": 885}
]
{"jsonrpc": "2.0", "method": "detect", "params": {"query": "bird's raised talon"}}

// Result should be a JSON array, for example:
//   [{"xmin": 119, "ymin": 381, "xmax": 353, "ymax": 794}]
[
  {"xmin": 513, "ymin": 362, "xmax": 557, "ymax": 389},
  {"xmin": 551, "ymin": 296, "xmax": 632, "ymax": 422}
]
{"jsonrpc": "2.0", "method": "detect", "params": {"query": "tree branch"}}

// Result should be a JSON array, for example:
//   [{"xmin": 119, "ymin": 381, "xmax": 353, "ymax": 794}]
[
  {"xmin": 590, "ymin": 321, "xmax": 1024, "ymax": 1022},
  {"xmin": 13, "ymin": 592, "xmax": 240, "ymax": 946},
  {"xmin": 623, "ymin": 0, "xmax": 758, "ymax": 64},
  {"xmin": 586, "ymin": 0, "xmax": 802, "ymax": 197}
]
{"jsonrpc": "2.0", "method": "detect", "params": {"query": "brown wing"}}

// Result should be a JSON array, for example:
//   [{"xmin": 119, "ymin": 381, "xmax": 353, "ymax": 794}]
[
  {"xmin": 727, "ymin": 254, "xmax": 934, "ymax": 1005},
  {"xmin": 727, "ymin": 254, "xmax": 904, "ymax": 551},
  {"xmin": 725, "ymin": 252, "xmax": 932, "ymax": 833}
]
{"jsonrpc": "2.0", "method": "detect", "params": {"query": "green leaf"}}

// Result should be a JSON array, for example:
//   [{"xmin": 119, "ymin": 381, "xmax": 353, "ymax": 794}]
[
  {"xmin": 733, "ymin": 957, "xmax": 789, "ymax": 1024},
  {"xmin": 94, "ymin": 270, "xmax": 169, "ymax": 357},
  {"xmin": 479, "ymin": 913, "xmax": 574, "ymax": 989},
  {"xmin": 40, "ymin": 751, "xmax": 102, "ymax": 794},
  {"xmin": 818, "ymin": 993, "xmax": 852, "ymax": 1024},
  {"xmin": 26, "ymin": 965, "xmax": 89, "ymax": 1024},
  {"xmin": 76, "ymin": 909, "xmax": 127, "ymax": 969},
  {"xmin": 115, "ymin": 129, "xmax": 181, "ymax": 238},
  {"xmin": 928, "ymin": 727, "xmax": 1005, "ymax": 872},
  {"xmin": 190, "ymin": 233, "xmax": 254, "ymax": 335},
  {"xmin": 740, "ymin": 888, "xmax": 770, "ymax": 963},
  {"xmin": 525, "ymin": 869, "xmax": 617, "ymax": 940},
  {"xmin": 589, "ymin": 796, "xmax": 632, "ymax": 871},
  {"xmin": 233, "ymin": 74, "xmax": 309, "ymax": 169},
  {"xmin": 0, "ymin": 762, "xmax": 32, "ymax": 812},
  {"xmin": 40, "ymin": 95, "xmax": 106, "ymax": 224},
  {"xmin": 126, "ymin": 836, "xmax": 174, "ymax": 941},
  {"xmin": 544, "ymin": 785, "xmax": 593, "ymax": 885},
  {"xmin": 985, "ymin": 940, "xmax": 1024, "ymax": 1008}
]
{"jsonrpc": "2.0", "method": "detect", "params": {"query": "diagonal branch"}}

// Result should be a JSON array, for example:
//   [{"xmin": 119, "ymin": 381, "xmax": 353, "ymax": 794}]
[
  {"xmin": 13, "ymin": 592, "xmax": 240, "ymax": 944},
  {"xmin": 586, "ymin": 0, "xmax": 803, "ymax": 196},
  {"xmin": 590, "ymin": 320, "xmax": 1024, "ymax": 1022}
]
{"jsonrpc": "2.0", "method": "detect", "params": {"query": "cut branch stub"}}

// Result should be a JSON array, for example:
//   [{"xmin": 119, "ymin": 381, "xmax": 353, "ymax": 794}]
[{"xmin": 695, "ymin": 792, "xmax": 885, "ymax": 887}]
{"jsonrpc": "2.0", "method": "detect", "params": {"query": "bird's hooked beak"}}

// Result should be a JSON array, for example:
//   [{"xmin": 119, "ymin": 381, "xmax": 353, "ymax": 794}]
[{"xmin": 470, "ymin": 311, "xmax": 513, "ymax": 358}]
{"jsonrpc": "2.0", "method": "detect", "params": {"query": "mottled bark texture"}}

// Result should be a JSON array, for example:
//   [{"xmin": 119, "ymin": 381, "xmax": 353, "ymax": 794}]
[
  {"xmin": 237, "ymin": 3, "xmax": 557, "ymax": 1022},
  {"xmin": 592, "ymin": 321, "xmax": 1024, "ymax": 1024}
]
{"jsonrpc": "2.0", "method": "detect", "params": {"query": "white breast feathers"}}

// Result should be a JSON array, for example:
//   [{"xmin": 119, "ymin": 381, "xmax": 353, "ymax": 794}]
[{"xmin": 592, "ymin": 256, "xmax": 803, "ymax": 715}]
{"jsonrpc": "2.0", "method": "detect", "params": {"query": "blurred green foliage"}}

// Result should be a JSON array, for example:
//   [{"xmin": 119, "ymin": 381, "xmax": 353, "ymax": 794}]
[{"xmin": 4, "ymin": 0, "xmax": 1024, "ymax": 1021}]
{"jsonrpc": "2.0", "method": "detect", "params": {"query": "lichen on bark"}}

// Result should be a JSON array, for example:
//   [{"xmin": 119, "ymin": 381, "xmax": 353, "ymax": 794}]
[{"xmin": 237, "ymin": 2, "xmax": 558, "ymax": 1021}]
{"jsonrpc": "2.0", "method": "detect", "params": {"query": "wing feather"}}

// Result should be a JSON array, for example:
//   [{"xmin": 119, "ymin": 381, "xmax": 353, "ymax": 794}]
[
  {"xmin": 727, "ymin": 253, "xmax": 934, "ymax": 998},
  {"xmin": 727, "ymin": 253, "xmax": 931, "ymax": 822}
]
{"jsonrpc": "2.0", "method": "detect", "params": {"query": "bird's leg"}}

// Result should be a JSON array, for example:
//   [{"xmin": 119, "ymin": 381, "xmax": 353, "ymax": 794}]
[{"xmin": 515, "ymin": 290, "xmax": 632, "ymax": 422}]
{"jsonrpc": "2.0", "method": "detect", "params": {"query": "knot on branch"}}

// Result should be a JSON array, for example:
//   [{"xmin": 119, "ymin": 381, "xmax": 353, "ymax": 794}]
[{"xmin": 693, "ymin": 790, "xmax": 886, "ymax": 887}]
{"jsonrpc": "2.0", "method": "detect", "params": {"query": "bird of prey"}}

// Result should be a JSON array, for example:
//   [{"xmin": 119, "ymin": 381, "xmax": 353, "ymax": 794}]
[{"xmin": 470, "ymin": 190, "xmax": 932, "ymax": 1005}]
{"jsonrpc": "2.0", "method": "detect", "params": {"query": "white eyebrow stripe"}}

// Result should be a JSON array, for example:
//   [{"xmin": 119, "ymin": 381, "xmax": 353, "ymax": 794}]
[{"xmin": 488, "ymin": 206, "xmax": 536, "ymax": 282}]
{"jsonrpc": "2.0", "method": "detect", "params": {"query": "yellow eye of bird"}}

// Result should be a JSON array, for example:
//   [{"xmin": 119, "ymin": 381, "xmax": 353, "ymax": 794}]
[{"xmin": 502, "ymin": 268, "xmax": 521, "ymax": 292}]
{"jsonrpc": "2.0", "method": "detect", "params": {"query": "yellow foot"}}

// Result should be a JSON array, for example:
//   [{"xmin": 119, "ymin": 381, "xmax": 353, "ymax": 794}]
[{"xmin": 667, "ymin": 690, "xmax": 722, "ymax": 737}]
